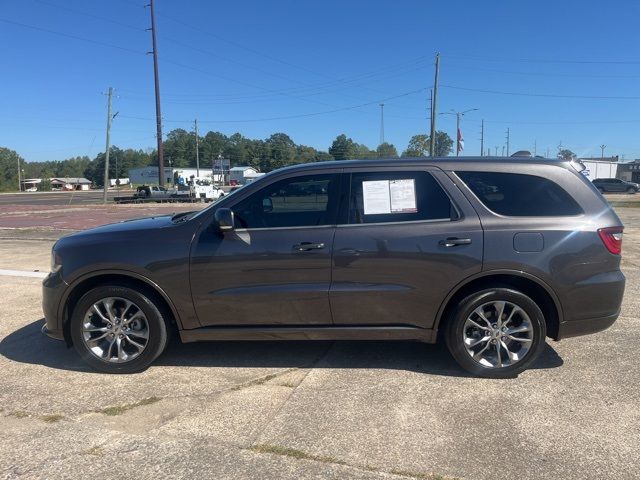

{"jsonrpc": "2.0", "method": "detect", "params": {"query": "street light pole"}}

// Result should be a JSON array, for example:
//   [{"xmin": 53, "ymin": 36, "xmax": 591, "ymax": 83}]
[
  {"xmin": 441, "ymin": 108, "xmax": 478, "ymax": 157},
  {"xmin": 600, "ymin": 144, "xmax": 606, "ymax": 160}
]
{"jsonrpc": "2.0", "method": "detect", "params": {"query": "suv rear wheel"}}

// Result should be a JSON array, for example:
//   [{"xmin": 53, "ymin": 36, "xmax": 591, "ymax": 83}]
[
  {"xmin": 70, "ymin": 285, "xmax": 169, "ymax": 373},
  {"xmin": 445, "ymin": 288, "xmax": 546, "ymax": 378}
]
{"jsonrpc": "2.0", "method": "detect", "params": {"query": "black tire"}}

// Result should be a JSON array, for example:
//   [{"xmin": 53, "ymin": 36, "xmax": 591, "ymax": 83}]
[
  {"xmin": 627, "ymin": 187, "xmax": 636, "ymax": 194},
  {"xmin": 444, "ymin": 288, "xmax": 547, "ymax": 378},
  {"xmin": 70, "ymin": 284, "xmax": 169, "ymax": 374}
]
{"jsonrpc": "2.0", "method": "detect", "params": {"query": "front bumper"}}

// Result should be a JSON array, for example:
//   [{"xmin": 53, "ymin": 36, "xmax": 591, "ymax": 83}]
[{"xmin": 42, "ymin": 270, "xmax": 67, "ymax": 342}]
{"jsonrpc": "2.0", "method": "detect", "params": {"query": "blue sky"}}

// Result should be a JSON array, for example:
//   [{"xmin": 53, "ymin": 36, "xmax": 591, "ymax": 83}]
[{"xmin": 2, "ymin": 0, "xmax": 640, "ymax": 162}]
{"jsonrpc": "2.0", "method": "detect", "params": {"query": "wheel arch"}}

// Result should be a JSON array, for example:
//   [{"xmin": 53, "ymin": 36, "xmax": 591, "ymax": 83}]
[
  {"xmin": 60, "ymin": 270, "xmax": 182, "ymax": 346},
  {"xmin": 434, "ymin": 270, "xmax": 563, "ymax": 341}
]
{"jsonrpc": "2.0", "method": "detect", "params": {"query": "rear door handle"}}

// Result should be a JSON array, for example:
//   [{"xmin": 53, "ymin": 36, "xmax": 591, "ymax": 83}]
[
  {"xmin": 439, "ymin": 237, "xmax": 472, "ymax": 247},
  {"xmin": 293, "ymin": 242, "xmax": 326, "ymax": 252}
]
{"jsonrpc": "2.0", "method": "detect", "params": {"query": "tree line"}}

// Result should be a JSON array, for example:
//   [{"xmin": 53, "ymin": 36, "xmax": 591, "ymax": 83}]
[{"xmin": 0, "ymin": 130, "xmax": 454, "ymax": 191}]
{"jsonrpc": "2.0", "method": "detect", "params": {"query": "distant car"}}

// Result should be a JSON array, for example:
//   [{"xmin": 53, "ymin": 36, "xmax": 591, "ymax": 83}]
[
  {"xmin": 25, "ymin": 187, "xmax": 38, "ymax": 192},
  {"xmin": 592, "ymin": 178, "xmax": 639, "ymax": 194}
]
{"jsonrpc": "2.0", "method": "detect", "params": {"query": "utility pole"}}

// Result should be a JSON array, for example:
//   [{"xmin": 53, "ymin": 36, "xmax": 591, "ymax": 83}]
[
  {"xmin": 379, "ymin": 104, "xmax": 385, "ymax": 145},
  {"xmin": 505, "ymin": 128, "xmax": 510, "ymax": 157},
  {"xmin": 502, "ymin": 146, "xmax": 505, "ymax": 156},
  {"xmin": 428, "ymin": 89, "xmax": 432, "ymax": 150},
  {"xmin": 430, "ymin": 53, "xmax": 440, "ymax": 157},
  {"xmin": 533, "ymin": 139, "xmax": 537, "ymax": 157},
  {"xmin": 600, "ymin": 144, "xmax": 606, "ymax": 160},
  {"xmin": 195, "ymin": 119, "xmax": 200, "ymax": 177},
  {"xmin": 148, "ymin": 0, "xmax": 164, "ymax": 187},
  {"xmin": 17, "ymin": 156, "xmax": 21, "ymax": 191},
  {"xmin": 103, "ymin": 86, "xmax": 113, "ymax": 204},
  {"xmin": 480, "ymin": 119, "xmax": 484, "ymax": 156},
  {"xmin": 487, "ymin": 148, "xmax": 490, "ymax": 156},
  {"xmin": 456, "ymin": 113, "xmax": 461, "ymax": 156}
]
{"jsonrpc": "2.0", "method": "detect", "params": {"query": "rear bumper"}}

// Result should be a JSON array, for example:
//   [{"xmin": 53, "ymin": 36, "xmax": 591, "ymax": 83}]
[{"xmin": 557, "ymin": 310, "xmax": 620, "ymax": 340}]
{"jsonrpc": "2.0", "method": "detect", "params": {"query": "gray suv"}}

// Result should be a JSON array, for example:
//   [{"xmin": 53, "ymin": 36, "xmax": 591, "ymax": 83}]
[
  {"xmin": 592, "ymin": 177, "xmax": 639, "ymax": 194},
  {"xmin": 42, "ymin": 157, "xmax": 626, "ymax": 378}
]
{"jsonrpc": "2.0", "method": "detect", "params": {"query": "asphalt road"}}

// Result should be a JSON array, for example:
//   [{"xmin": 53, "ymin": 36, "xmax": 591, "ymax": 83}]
[{"xmin": 0, "ymin": 190, "xmax": 123, "ymax": 206}]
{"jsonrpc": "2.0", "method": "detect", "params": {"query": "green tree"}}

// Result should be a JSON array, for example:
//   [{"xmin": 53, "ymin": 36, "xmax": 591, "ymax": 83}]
[
  {"xmin": 402, "ymin": 134, "xmax": 430, "ymax": 157},
  {"xmin": 163, "ymin": 128, "xmax": 196, "ymax": 167},
  {"xmin": 0, "ymin": 147, "xmax": 23, "ymax": 192},
  {"xmin": 200, "ymin": 131, "xmax": 229, "ymax": 166},
  {"xmin": 328, "ymin": 134, "xmax": 357, "ymax": 160},
  {"xmin": 265, "ymin": 133, "xmax": 296, "ymax": 170},
  {"xmin": 558, "ymin": 149, "xmax": 576, "ymax": 160},
  {"xmin": 376, "ymin": 142, "xmax": 398, "ymax": 158},
  {"xmin": 353, "ymin": 143, "xmax": 376, "ymax": 159},
  {"xmin": 84, "ymin": 147, "xmax": 152, "ymax": 186}
]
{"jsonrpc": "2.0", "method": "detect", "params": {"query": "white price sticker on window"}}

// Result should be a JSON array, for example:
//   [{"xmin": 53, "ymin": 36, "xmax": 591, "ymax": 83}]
[
  {"xmin": 389, "ymin": 179, "xmax": 417, "ymax": 213},
  {"xmin": 362, "ymin": 180, "xmax": 391, "ymax": 214}
]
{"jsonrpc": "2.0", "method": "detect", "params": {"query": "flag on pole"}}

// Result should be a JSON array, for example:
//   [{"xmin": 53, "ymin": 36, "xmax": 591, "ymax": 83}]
[{"xmin": 457, "ymin": 128, "xmax": 464, "ymax": 152}]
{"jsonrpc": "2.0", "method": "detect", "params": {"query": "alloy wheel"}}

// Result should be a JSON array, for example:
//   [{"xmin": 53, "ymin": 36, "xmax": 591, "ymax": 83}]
[
  {"xmin": 81, "ymin": 297, "xmax": 149, "ymax": 363},
  {"xmin": 462, "ymin": 300, "xmax": 533, "ymax": 368}
]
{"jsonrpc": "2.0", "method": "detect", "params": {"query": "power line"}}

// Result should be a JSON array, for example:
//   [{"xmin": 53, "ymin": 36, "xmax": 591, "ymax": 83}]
[
  {"xmin": 118, "ymin": 87, "xmax": 428, "ymax": 124},
  {"xmin": 441, "ymin": 84, "xmax": 640, "ymax": 100},
  {"xmin": 32, "ymin": 0, "xmax": 145, "ymax": 32},
  {"xmin": 444, "ymin": 53, "xmax": 640, "ymax": 65},
  {"xmin": 0, "ymin": 17, "xmax": 145, "ymax": 55}
]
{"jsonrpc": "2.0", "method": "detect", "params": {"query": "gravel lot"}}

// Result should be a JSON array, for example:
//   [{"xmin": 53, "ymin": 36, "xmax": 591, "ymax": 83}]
[{"xmin": 0, "ymin": 201, "xmax": 638, "ymax": 480}]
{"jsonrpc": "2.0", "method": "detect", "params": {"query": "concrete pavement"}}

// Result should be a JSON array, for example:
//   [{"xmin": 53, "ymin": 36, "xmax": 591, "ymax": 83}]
[{"xmin": 0, "ymin": 208, "xmax": 638, "ymax": 479}]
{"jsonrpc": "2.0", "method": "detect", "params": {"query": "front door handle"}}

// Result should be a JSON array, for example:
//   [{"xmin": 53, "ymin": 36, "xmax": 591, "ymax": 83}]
[
  {"xmin": 439, "ymin": 237, "xmax": 472, "ymax": 247},
  {"xmin": 293, "ymin": 242, "xmax": 326, "ymax": 252}
]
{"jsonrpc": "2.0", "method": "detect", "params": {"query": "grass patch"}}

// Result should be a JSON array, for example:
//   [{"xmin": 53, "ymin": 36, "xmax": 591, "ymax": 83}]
[
  {"xmin": 85, "ymin": 446, "xmax": 105, "ymax": 456},
  {"xmin": 97, "ymin": 396, "xmax": 161, "ymax": 416},
  {"xmin": 390, "ymin": 468, "xmax": 449, "ymax": 480},
  {"xmin": 277, "ymin": 381, "xmax": 297, "ymax": 388},
  {"xmin": 249, "ymin": 443, "xmax": 455, "ymax": 479},
  {"xmin": 230, "ymin": 373, "xmax": 281, "ymax": 391},
  {"xmin": 610, "ymin": 202, "xmax": 640, "ymax": 208},
  {"xmin": 41, "ymin": 413, "xmax": 64, "ymax": 423},
  {"xmin": 10, "ymin": 411, "xmax": 30, "ymax": 418},
  {"xmin": 249, "ymin": 444, "xmax": 346, "ymax": 465}
]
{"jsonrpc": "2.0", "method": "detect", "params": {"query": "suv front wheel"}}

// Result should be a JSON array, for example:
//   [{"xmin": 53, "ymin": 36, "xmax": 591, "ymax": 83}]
[
  {"xmin": 445, "ymin": 288, "xmax": 547, "ymax": 378},
  {"xmin": 70, "ymin": 285, "xmax": 170, "ymax": 373}
]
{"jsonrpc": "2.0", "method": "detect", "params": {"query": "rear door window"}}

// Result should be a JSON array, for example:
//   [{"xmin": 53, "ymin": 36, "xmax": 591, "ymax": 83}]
[
  {"xmin": 457, "ymin": 171, "xmax": 582, "ymax": 216},
  {"xmin": 347, "ymin": 171, "xmax": 456, "ymax": 224}
]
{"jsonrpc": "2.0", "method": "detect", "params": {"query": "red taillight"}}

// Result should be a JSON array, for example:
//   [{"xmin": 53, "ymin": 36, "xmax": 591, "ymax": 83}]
[{"xmin": 598, "ymin": 227, "xmax": 624, "ymax": 255}]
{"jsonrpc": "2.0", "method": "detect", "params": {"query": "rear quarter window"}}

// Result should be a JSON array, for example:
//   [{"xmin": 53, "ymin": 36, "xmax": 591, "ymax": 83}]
[{"xmin": 456, "ymin": 171, "xmax": 583, "ymax": 217}]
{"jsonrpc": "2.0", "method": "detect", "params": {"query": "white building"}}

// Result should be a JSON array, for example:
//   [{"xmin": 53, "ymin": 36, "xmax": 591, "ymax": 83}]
[
  {"xmin": 109, "ymin": 178, "xmax": 130, "ymax": 187},
  {"xmin": 229, "ymin": 166, "xmax": 262, "ymax": 185},
  {"xmin": 50, "ymin": 177, "xmax": 92, "ymax": 191},
  {"xmin": 579, "ymin": 157, "xmax": 619, "ymax": 180},
  {"xmin": 128, "ymin": 167, "xmax": 221, "ymax": 185}
]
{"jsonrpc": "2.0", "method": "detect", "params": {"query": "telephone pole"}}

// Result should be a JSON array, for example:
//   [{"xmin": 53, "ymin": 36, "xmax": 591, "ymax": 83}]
[
  {"xmin": 480, "ymin": 119, "xmax": 484, "ymax": 156},
  {"xmin": 430, "ymin": 53, "xmax": 440, "ymax": 157},
  {"xmin": 195, "ymin": 119, "xmax": 200, "ymax": 177},
  {"xmin": 505, "ymin": 128, "xmax": 510, "ymax": 157},
  {"xmin": 148, "ymin": 0, "xmax": 164, "ymax": 187},
  {"xmin": 103, "ymin": 86, "xmax": 113, "ymax": 204},
  {"xmin": 600, "ymin": 144, "xmax": 606, "ymax": 159},
  {"xmin": 17, "ymin": 156, "xmax": 21, "ymax": 191},
  {"xmin": 379, "ymin": 103, "xmax": 385, "ymax": 145},
  {"xmin": 533, "ymin": 139, "xmax": 537, "ymax": 157}
]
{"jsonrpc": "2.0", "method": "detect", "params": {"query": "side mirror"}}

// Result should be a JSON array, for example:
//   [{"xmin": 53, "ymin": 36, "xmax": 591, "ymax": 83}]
[
  {"xmin": 214, "ymin": 208, "xmax": 234, "ymax": 232},
  {"xmin": 262, "ymin": 197, "xmax": 273, "ymax": 213}
]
